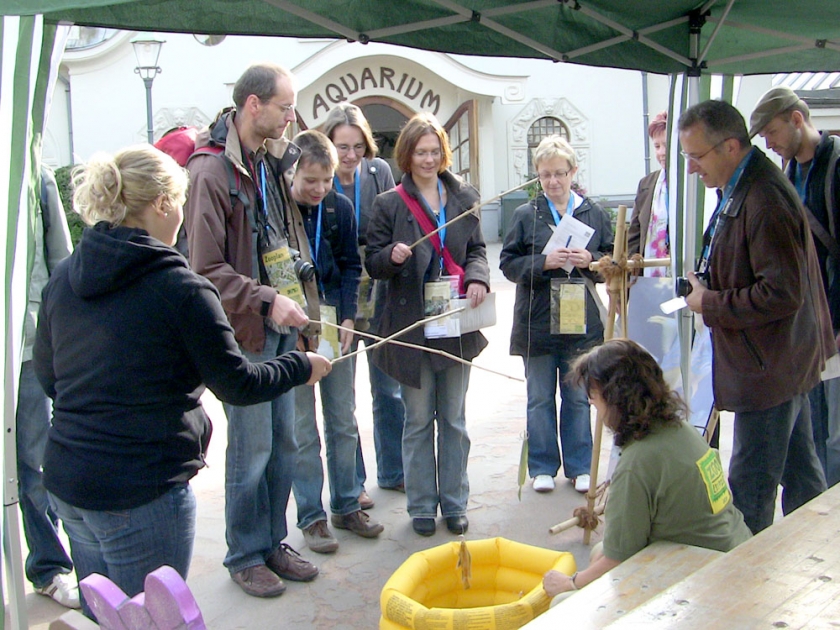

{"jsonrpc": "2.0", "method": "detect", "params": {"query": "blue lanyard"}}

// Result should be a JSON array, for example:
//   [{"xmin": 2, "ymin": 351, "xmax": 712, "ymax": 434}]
[
  {"xmin": 700, "ymin": 150, "xmax": 752, "ymax": 268},
  {"xmin": 334, "ymin": 165, "xmax": 361, "ymax": 227},
  {"xmin": 546, "ymin": 194, "xmax": 575, "ymax": 226},
  {"xmin": 793, "ymin": 162, "xmax": 808, "ymax": 202},
  {"xmin": 313, "ymin": 201, "xmax": 323, "ymax": 265},
  {"xmin": 258, "ymin": 162, "xmax": 275, "ymax": 240},
  {"xmin": 420, "ymin": 180, "xmax": 446, "ymax": 272}
]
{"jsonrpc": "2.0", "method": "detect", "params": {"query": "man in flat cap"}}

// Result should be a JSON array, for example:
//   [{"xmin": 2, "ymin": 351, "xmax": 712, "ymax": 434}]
[{"xmin": 751, "ymin": 86, "xmax": 840, "ymax": 488}]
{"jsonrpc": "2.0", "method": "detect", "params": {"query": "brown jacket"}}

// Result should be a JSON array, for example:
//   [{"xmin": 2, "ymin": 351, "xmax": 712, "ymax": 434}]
[
  {"xmin": 365, "ymin": 170, "xmax": 490, "ymax": 389},
  {"xmin": 185, "ymin": 113, "xmax": 319, "ymax": 353},
  {"xmin": 701, "ymin": 148, "xmax": 836, "ymax": 412},
  {"xmin": 627, "ymin": 169, "xmax": 661, "ymax": 256}
]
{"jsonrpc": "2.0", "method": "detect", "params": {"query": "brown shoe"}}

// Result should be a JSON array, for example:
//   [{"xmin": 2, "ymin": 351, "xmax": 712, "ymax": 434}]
[
  {"xmin": 359, "ymin": 490, "xmax": 375, "ymax": 510},
  {"xmin": 331, "ymin": 510, "xmax": 384, "ymax": 538},
  {"xmin": 230, "ymin": 564, "xmax": 286, "ymax": 598},
  {"xmin": 266, "ymin": 543, "xmax": 319, "ymax": 582},
  {"xmin": 303, "ymin": 520, "xmax": 339, "ymax": 554}
]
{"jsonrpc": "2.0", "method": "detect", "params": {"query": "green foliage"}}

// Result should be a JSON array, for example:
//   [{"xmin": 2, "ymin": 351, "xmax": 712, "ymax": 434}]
[{"xmin": 54, "ymin": 165, "xmax": 85, "ymax": 246}]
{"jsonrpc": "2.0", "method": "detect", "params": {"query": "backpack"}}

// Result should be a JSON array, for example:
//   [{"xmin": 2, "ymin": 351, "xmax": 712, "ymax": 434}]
[{"xmin": 154, "ymin": 126, "xmax": 249, "ymax": 259}]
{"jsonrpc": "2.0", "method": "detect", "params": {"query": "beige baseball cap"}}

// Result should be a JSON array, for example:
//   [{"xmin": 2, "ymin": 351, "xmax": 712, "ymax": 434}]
[{"xmin": 749, "ymin": 86, "xmax": 807, "ymax": 138}]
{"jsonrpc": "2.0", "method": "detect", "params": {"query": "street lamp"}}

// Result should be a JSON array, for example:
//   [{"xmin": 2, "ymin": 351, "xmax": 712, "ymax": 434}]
[{"xmin": 132, "ymin": 37, "xmax": 165, "ymax": 143}]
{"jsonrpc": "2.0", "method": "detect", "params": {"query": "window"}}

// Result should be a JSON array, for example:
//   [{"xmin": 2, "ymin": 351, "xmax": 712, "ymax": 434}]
[{"xmin": 527, "ymin": 117, "xmax": 570, "ymax": 176}]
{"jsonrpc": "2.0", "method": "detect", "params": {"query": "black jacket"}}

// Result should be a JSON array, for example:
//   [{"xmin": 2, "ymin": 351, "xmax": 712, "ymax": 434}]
[
  {"xmin": 298, "ymin": 191, "xmax": 361, "ymax": 322},
  {"xmin": 500, "ymin": 193, "xmax": 614, "ymax": 357},
  {"xmin": 366, "ymin": 170, "xmax": 490, "ymax": 388},
  {"xmin": 786, "ymin": 132, "xmax": 840, "ymax": 330},
  {"xmin": 34, "ymin": 223, "xmax": 312, "ymax": 511}
]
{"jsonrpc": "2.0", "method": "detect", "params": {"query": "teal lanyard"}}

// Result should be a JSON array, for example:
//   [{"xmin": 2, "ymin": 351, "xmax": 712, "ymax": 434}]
[{"xmin": 699, "ymin": 150, "xmax": 752, "ymax": 270}]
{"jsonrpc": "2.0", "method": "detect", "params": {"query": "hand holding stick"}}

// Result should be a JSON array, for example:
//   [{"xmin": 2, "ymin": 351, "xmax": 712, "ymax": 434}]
[{"xmin": 408, "ymin": 177, "xmax": 539, "ymax": 251}]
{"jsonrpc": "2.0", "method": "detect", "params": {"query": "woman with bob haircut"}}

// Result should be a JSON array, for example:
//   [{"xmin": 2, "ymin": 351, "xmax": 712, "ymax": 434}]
[
  {"xmin": 365, "ymin": 112, "xmax": 490, "ymax": 537},
  {"xmin": 33, "ymin": 145, "xmax": 330, "ymax": 618},
  {"xmin": 322, "ymin": 102, "xmax": 406, "ymax": 504},
  {"xmin": 543, "ymin": 339, "xmax": 751, "ymax": 597},
  {"xmin": 500, "ymin": 135, "xmax": 613, "ymax": 495}
]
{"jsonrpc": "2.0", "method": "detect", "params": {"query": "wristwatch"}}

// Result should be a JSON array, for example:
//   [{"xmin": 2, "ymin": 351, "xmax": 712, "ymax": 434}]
[{"xmin": 569, "ymin": 572, "xmax": 579, "ymax": 590}]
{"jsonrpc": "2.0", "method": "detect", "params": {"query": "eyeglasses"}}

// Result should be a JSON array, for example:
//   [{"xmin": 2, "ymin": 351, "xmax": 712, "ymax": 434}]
[
  {"xmin": 538, "ymin": 169, "xmax": 572, "ymax": 181},
  {"xmin": 266, "ymin": 99, "xmax": 295, "ymax": 114},
  {"xmin": 680, "ymin": 139, "xmax": 728, "ymax": 163},
  {"xmin": 414, "ymin": 149, "xmax": 441, "ymax": 159},
  {"xmin": 335, "ymin": 143, "xmax": 366, "ymax": 155}
]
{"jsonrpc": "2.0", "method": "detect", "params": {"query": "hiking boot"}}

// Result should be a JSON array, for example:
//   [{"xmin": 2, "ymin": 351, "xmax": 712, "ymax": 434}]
[
  {"xmin": 303, "ymin": 520, "xmax": 339, "ymax": 554},
  {"xmin": 266, "ymin": 543, "xmax": 319, "ymax": 582},
  {"xmin": 331, "ymin": 510, "xmax": 384, "ymax": 538},
  {"xmin": 230, "ymin": 565, "xmax": 286, "ymax": 598}
]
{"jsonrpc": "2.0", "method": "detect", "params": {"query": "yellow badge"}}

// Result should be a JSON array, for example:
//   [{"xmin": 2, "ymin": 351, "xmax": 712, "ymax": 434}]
[{"xmin": 696, "ymin": 448, "xmax": 731, "ymax": 514}]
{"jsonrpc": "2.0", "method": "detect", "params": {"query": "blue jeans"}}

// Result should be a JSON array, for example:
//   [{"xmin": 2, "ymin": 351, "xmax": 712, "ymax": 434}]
[
  {"xmin": 730, "ymin": 394, "xmax": 827, "ymax": 535},
  {"xmin": 524, "ymin": 354, "xmax": 593, "ymax": 479},
  {"xmin": 292, "ymin": 358, "xmax": 361, "ymax": 529},
  {"xmin": 16, "ymin": 361, "xmax": 74, "ymax": 588},
  {"xmin": 49, "ymin": 484, "xmax": 195, "ymax": 620},
  {"xmin": 223, "ymin": 329, "xmax": 297, "ymax": 573},
  {"xmin": 808, "ymin": 376, "xmax": 840, "ymax": 487},
  {"xmin": 401, "ymin": 355, "xmax": 471, "ymax": 518},
  {"xmin": 353, "ymin": 338, "xmax": 406, "ymax": 489}
]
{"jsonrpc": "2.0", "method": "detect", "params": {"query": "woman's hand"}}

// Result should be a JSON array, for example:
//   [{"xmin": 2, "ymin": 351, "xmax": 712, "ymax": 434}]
[
  {"xmin": 543, "ymin": 247, "xmax": 593, "ymax": 271},
  {"xmin": 305, "ymin": 353, "xmax": 332, "ymax": 385},
  {"xmin": 569, "ymin": 247, "xmax": 593, "ymax": 269},
  {"xmin": 390, "ymin": 243, "xmax": 413, "ymax": 265},
  {"xmin": 465, "ymin": 283, "xmax": 487, "ymax": 308},
  {"xmin": 542, "ymin": 570, "xmax": 575, "ymax": 597}
]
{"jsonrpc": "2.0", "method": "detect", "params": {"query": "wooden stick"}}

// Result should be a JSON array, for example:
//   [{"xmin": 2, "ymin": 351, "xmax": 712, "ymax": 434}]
[
  {"xmin": 548, "ymin": 504, "xmax": 605, "ymax": 535},
  {"xmin": 328, "ymin": 307, "xmax": 465, "ymax": 365},
  {"xmin": 626, "ymin": 257, "xmax": 671, "ymax": 269},
  {"xmin": 408, "ymin": 177, "xmax": 539, "ymax": 250},
  {"xmin": 319, "ymin": 320, "xmax": 525, "ymax": 382}
]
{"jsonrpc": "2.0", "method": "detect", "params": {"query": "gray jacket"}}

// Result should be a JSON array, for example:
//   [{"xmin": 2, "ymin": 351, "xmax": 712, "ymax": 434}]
[{"xmin": 26, "ymin": 166, "xmax": 73, "ymax": 362}]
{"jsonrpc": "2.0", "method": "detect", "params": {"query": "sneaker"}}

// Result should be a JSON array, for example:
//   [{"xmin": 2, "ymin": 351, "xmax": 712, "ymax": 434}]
[
  {"xmin": 533, "ymin": 475, "xmax": 555, "ymax": 493},
  {"xmin": 359, "ymin": 490, "xmax": 375, "ymax": 510},
  {"xmin": 331, "ymin": 509, "xmax": 384, "ymax": 538},
  {"xmin": 573, "ymin": 474, "xmax": 591, "ymax": 493},
  {"xmin": 230, "ymin": 565, "xmax": 286, "ymax": 598},
  {"xmin": 35, "ymin": 573, "xmax": 80, "ymax": 609},
  {"xmin": 303, "ymin": 520, "xmax": 339, "ymax": 554},
  {"xmin": 266, "ymin": 543, "xmax": 319, "ymax": 582}
]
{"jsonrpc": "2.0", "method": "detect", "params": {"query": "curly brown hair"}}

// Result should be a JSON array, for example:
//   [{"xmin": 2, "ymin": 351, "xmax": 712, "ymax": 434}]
[{"xmin": 570, "ymin": 339, "xmax": 686, "ymax": 447}]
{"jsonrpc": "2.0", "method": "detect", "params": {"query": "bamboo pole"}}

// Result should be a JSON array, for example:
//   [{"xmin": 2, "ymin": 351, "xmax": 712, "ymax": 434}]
[
  {"xmin": 548, "ymin": 504, "xmax": 605, "ymax": 535},
  {"xmin": 331, "ymin": 307, "xmax": 465, "ymax": 364},
  {"xmin": 409, "ymin": 177, "xmax": 538, "ymax": 250},
  {"xmin": 581, "ymin": 205, "xmax": 627, "ymax": 544},
  {"xmin": 317, "ymin": 320, "xmax": 524, "ymax": 382}
]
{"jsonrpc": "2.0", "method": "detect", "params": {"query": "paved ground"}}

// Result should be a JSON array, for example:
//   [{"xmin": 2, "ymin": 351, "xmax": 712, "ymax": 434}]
[{"xmin": 6, "ymin": 242, "xmax": 736, "ymax": 629}]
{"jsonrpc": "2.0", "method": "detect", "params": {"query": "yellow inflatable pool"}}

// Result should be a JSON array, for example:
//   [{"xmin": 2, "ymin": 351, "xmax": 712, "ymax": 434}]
[{"xmin": 380, "ymin": 537, "xmax": 576, "ymax": 629}]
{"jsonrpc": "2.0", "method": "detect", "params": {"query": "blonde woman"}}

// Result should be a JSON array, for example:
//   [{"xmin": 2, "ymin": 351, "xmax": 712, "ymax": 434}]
[
  {"xmin": 33, "ymin": 145, "xmax": 329, "ymax": 617},
  {"xmin": 500, "ymin": 135, "xmax": 613, "ymax": 494}
]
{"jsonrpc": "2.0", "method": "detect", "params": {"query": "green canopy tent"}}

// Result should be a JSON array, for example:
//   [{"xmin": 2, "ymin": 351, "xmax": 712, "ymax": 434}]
[{"xmin": 2, "ymin": 2, "xmax": 840, "ymax": 627}]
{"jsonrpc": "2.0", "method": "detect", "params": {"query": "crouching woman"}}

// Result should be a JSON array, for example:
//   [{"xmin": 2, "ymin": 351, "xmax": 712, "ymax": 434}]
[{"xmin": 543, "ymin": 339, "xmax": 751, "ymax": 596}]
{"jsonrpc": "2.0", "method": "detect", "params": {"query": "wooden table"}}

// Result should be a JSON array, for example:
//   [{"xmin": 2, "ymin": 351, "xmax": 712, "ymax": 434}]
[
  {"xmin": 605, "ymin": 483, "xmax": 840, "ymax": 629},
  {"xmin": 523, "ymin": 541, "xmax": 723, "ymax": 629}
]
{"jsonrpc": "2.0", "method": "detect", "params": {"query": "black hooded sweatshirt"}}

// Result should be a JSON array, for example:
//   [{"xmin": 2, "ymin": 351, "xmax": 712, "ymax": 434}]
[{"xmin": 34, "ymin": 222, "xmax": 311, "ymax": 511}]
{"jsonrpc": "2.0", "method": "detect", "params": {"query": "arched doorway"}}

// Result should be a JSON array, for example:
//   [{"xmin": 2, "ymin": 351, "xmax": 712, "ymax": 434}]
[{"xmin": 354, "ymin": 97, "xmax": 412, "ymax": 182}]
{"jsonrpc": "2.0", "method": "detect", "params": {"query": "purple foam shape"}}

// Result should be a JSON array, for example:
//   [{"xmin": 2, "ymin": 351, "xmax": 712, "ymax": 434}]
[
  {"xmin": 118, "ymin": 592, "xmax": 154, "ymax": 629},
  {"xmin": 143, "ymin": 566, "xmax": 206, "ymax": 630},
  {"xmin": 78, "ymin": 574, "xmax": 129, "ymax": 630}
]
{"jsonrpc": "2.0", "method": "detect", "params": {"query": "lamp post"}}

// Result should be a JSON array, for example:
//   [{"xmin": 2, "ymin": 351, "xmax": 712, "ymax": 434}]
[{"xmin": 131, "ymin": 37, "xmax": 165, "ymax": 144}]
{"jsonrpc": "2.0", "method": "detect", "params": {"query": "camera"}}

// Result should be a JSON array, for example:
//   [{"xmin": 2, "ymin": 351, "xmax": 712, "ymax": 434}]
[
  {"xmin": 675, "ymin": 271, "xmax": 709, "ymax": 298},
  {"xmin": 289, "ymin": 248, "xmax": 316, "ymax": 282}
]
